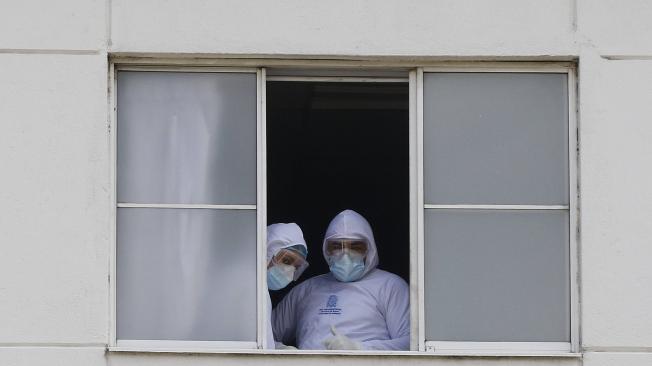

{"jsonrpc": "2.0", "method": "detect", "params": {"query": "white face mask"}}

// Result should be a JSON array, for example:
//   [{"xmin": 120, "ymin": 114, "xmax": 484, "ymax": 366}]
[
  {"xmin": 328, "ymin": 252, "xmax": 365, "ymax": 282},
  {"xmin": 267, "ymin": 263, "xmax": 296, "ymax": 290}
]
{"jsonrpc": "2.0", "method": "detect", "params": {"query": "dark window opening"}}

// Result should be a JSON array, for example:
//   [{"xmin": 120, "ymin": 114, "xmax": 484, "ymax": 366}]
[{"xmin": 267, "ymin": 81, "xmax": 410, "ymax": 305}]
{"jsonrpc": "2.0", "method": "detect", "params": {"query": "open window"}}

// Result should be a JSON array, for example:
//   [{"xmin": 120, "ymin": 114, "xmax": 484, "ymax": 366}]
[
  {"xmin": 110, "ymin": 63, "xmax": 577, "ymax": 355},
  {"xmin": 266, "ymin": 78, "xmax": 410, "ymax": 305}
]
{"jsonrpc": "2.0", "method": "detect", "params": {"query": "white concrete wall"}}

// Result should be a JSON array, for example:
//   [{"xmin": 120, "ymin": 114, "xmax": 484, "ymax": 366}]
[
  {"xmin": 577, "ymin": 51, "xmax": 652, "ymax": 365},
  {"xmin": 0, "ymin": 53, "xmax": 109, "ymax": 344},
  {"xmin": 0, "ymin": 0, "xmax": 106, "ymax": 50},
  {"xmin": 1, "ymin": 1, "xmax": 652, "ymax": 366},
  {"xmin": 110, "ymin": 0, "xmax": 576, "ymax": 57}
]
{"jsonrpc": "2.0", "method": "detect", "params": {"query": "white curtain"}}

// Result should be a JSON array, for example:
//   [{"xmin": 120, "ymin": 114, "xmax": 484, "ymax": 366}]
[{"xmin": 116, "ymin": 72, "xmax": 257, "ymax": 341}]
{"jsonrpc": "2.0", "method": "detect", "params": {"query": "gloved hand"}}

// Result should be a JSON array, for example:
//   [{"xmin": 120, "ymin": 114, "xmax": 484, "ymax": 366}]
[
  {"xmin": 322, "ymin": 325, "xmax": 362, "ymax": 350},
  {"xmin": 275, "ymin": 343, "xmax": 297, "ymax": 350}
]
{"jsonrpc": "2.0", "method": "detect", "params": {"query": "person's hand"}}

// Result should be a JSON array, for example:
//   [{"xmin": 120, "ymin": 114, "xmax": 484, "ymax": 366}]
[
  {"xmin": 276, "ymin": 343, "xmax": 297, "ymax": 350},
  {"xmin": 322, "ymin": 325, "xmax": 362, "ymax": 350}
]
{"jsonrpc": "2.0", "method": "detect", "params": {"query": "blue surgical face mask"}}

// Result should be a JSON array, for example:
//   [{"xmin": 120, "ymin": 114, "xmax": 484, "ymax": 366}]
[
  {"xmin": 329, "ymin": 252, "xmax": 365, "ymax": 282},
  {"xmin": 267, "ymin": 264, "xmax": 295, "ymax": 290}
]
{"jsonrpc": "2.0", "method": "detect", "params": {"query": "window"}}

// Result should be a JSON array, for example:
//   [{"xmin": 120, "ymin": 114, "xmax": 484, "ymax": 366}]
[
  {"xmin": 110, "ymin": 63, "xmax": 577, "ymax": 354},
  {"xmin": 266, "ymin": 79, "xmax": 410, "ymax": 307},
  {"xmin": 420, "ymin": 71, "xmax": 575, "ymax": 353},
  {"xmin": 114, "ymin": 70, "xmax": 260, "ymax": 349}
]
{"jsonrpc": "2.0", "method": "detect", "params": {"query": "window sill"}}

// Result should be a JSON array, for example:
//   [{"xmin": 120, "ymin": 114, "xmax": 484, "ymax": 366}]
[{"xmin": 107, "ymin": 347, "xmax": 582, "ymax": 358}]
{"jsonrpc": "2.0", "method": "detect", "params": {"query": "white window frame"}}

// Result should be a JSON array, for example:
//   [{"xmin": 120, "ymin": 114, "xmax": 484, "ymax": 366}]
[
  {"xmin": 108, "ymin": 60, "xmax": 579, "ymax": 356},
  {"xmin": 109, "ymin": 65, "xmax": 263, "ymax": 351},
  {"xmin": 417, "ymin": 65, "xmax": 579, "ymax": 355}
]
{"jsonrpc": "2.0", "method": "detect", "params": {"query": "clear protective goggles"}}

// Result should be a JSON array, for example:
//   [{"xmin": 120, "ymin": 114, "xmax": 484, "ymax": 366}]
[
  {"xmin": 269, "ymin": 247, "xmax": 309, "ymax": 281},
  {"xmin": 325, "ymin": 238, "xmax": 369, "ymax": 257}
]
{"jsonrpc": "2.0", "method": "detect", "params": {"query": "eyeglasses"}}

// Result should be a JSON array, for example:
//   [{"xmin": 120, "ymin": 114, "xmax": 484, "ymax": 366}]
[
  {"xmin": 270, "ymin": 248, "xmax": 309, "ymax": 280},
  {"xmin": 325, "ymin": 239, "xmax": 368, "ymax": 257}
]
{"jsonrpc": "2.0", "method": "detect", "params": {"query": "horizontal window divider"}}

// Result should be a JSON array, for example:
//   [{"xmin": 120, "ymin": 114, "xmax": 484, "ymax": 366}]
[
  {"xmin": 115, "ymin": 340, "xmax": 258, "ymax": 350},
  {"xmin": 422, "ymin": 65, "xmax": 572, "ymax": 73},
  {"xmin": 117, "ymin": 203, "xmax": 256, "ymax": 210},
  {"xmin": 107, "ymin": 346, "xmax": 581, "ymax": 358},
  {"xmin": 425, "ymin": 341, "xmax": 572, "ymax": 354},
  {"xmin": 116, "ymin": 66, "xmax": 258, "ymax": 73},
  {"xmin": 265, "ymin": 76, "xmax": 409, "ymax": 83},
  {"xmin": 424, "ymin": 204, "xmax": 569, "ymax": 210}
]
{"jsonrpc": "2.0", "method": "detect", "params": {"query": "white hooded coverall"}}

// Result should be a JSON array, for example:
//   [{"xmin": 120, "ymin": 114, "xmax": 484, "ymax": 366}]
[
  {"xmin": 272, "ymin": 210, "xmax": 410, "ymax": 350},
  {"xmin": 266, "ymin": 223, "xmax": 308, "ymax": 349}
]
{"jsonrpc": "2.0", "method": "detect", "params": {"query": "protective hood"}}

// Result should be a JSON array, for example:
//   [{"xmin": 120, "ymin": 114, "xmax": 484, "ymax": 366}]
[
  {"xmin": 322, "ymin": 209, "xmax": 379, "ymax": 279},
  {"xmin": 266, "ymin": 223, "xmax": 308, "ymax": 263}
]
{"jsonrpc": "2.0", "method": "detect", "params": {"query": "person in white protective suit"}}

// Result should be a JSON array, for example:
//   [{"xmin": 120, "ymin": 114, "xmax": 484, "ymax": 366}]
[
  {"xmin": 265, "ymin": 223, "xmax": 310, "ymax": 349},
  {"xmin": 272, "ymin": 210, "xmax": 410, "ymax": 350}
]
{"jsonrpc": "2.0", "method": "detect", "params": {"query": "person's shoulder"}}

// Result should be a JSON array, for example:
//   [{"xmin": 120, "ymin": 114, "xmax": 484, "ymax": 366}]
[
  {"xmin": 367, "ymin": 269, "xmax": 408, "ymax": 287},
  {"xmin": 288, "ymin": 273, "xmax": 331, "ymax": 294}
]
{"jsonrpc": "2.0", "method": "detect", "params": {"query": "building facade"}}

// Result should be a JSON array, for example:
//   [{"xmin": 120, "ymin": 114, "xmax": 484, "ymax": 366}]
[{"xmin": 1, "ymin": 1, "xmax": 652, "ymax": 365}]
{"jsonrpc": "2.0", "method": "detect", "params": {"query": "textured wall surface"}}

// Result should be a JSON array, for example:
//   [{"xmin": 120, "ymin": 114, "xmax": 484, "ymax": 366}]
[
  {"xmin": 0, "ymin": 0, "xmax": 105, "ymax": 50},
  {"xmin": 0, "ymin": 53, "xmax": 109, "ymax": 344},
  {"xmin": 578, "ymin": 51, "xmax": 652, "ymax": 350},
  {"xmin": 1, "ymin": 0, "xmax": 652, "ymax": 365},
  {"xmin": 110, "ymin": 0, "xmax": 576, "ymax": 56}
]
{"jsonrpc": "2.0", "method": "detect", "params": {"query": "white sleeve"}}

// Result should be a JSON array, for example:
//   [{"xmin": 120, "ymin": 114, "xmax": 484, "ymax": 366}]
[
  {"xmin": 271, "ymin": 285, "xmax": 301, "ymax": 345},
  {"xmin": 361, "ymin": 275, "xmax": 410, "ymax": 350},
  {"xmin": 265, "ymin": 293, "xmax": 276, "ymax": 349}
]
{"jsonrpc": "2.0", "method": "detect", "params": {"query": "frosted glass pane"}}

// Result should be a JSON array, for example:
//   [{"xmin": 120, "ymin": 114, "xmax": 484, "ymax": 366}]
[
  {"xmin": 424, "ymin": 210, "xmax": 570, "ymax": 342},
  {"xmin": 117, "ymin": 208, "xmax": 256, "ymax": 341},
  {"xmin": 117, "ymin": 72, "xmax": 256, "ymax": 204},
  {"xmin": 424, "ymin": 73, "xmax": 568, "ymax": 205}
]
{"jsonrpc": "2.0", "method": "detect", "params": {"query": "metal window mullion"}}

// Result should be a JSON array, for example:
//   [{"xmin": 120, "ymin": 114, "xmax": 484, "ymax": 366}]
[
  {"xmin": 265, "ymin": 76, "xmax": 409, "ymax": 83},
  {"xmin": 109, "ymin": 61, "xmax": 118, "ymax": 348},
  {"xmin": 408, "ymin": 69, "xmax": 419, "ymax": 351},
  {"xmin": 423, "ymin": 204, "xmax": 569, "ymax": 210},
  {"xmin": 421, "ymin": 65, "xmax": 572, "ymax": 73},
  {"xmin": 115, "ymin": 340, "xmax": 258, "ymax": 350},
  {"xmin": 116, "ymin": 203, "xmax": 256, "ymax": 210},
  {"xmin": 256, "ymin": 67, "xmax": 268, "ymax": 350},
  {"xmin": 567, "ymin": 67, "xmax": 579, "ymax": 353},
  {"xmin": 416, "ymin": 67, "xmax": 426, "ymax": 352},
  {"xmin": 115, "ymin": 66, "xmax": 259, "ymax": 73},
  {"xmin": 425, "ymin": 341, "xmax": 572, "ymax": 354}
]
